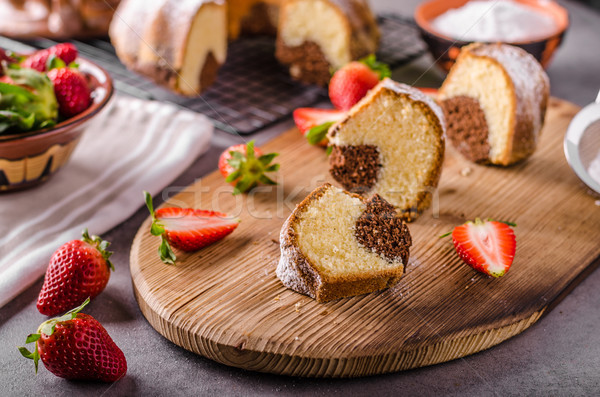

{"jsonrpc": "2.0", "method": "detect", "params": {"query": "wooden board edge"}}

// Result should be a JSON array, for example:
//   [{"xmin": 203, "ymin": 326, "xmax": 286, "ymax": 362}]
[{"xmin": 131, "ymin": 277, "xmax": 548, "ymax": 377}]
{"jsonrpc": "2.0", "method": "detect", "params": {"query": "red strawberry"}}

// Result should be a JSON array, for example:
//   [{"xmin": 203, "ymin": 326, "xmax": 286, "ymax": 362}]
[
  {"xmin": 47, "ymin": 67, "xmax": 91, "ymax": 118},
  {"xmin": 218, "ymin": 140, "xmax": 280, "ymax": 194},
  {"xmin": 328, "ymin": 54, "xmax": 390, "ymax": 111},
  {"xmin": 144, "ymin": 191, "xmax": 240, "ymax": 264},
  {"xmin": 19, "ymin": 299, "xmax": 127, "ymax": 382},
  {"xmin": 21, "ymin": 43, "xmax": 78, "ymax": 72},
  {"xmin": 448, "ymin": 218, "xmax": 516, "ymax": 277},
  {"xmin": 0, "ymin": 49, "xmax": 16, "ymax": 76},
  {"xmin": 37, "ymin": 229, "xmax": 114, "ymax": 316},
  {"xmin": 293, "ymin": 107, "xmax": 345, "ymax": 146}
]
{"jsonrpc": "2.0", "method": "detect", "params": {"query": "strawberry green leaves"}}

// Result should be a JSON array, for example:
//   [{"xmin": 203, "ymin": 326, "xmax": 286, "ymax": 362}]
[
  {"xmin": 306, "ymin": 121, "xmax": 335, "ymax": 146},
  {"xmin": 19, "ymin": 298, "xmax": 91, "ymax": 373},
  {"xmin": 144, "ymin": 191, "xmax": 176, "ymax": 265},
  {"xmin": 81, "ymin": 228, "xmax": 114, "ymax": 271},
  {"xmin": 222, "ymin": 140, "xmax": 280, "ymax": 195},
  {"xmin": 359, "ymin": 54, "xmax": 391, "ymax": 80}
]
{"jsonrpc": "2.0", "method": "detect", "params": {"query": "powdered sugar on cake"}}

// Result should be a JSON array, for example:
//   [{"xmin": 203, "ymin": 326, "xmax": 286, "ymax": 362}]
[{"xmin": 471, "ymin": 43, "xmax": 549, "ymax": 145}]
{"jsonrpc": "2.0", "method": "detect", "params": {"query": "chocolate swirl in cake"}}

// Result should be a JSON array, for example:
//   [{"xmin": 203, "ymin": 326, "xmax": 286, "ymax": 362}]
[
  {"xmin": 442, "ymin": 96, "xmax": 490, "ymax": 163},
  {"xmin": 355, "ymin": 194, "xmax": 412, "ymax": 266},
  {"xmin": 329, "ymin": 145, "xmax": 381, "ymax": 194}
]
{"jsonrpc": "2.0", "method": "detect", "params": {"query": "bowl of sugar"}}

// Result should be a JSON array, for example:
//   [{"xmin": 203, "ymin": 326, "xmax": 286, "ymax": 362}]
[{"xmin": 415, "ymin": 0, "xmax": 569, "ymax": 72}]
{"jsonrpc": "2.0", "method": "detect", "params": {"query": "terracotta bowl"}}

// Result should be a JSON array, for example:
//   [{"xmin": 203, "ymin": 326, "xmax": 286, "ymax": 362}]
[
  {"xmin": 415, "ymin": 0, "xmax": 569, "ymax": 72},
  {"xmin": 0, "ymin": 58, "xmax": 113, "ymax": 192}
]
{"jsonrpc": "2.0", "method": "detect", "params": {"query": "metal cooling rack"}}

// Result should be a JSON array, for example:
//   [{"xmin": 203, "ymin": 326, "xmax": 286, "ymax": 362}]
[{"xmin": 0, "ymin": 14, "xmax": 426, "ymax": 135}]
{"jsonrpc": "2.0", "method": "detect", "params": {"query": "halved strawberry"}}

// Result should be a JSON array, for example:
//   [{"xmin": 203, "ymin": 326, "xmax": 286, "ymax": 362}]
[
  {"xmin": 144, "ymin": 191, "xmax": 240, "ymax": 264},
  {"xmin": 446, "ymin": 218, "xmax": 516, "ymax": 277},
  {"xmin": 218, "ymin": 140, "xmax": 280, "ymax": 195},
  {"xmin": 293, "ymin": 107, "xmax": 345, "ymax": 146},
  {"xmin": 328, "ymin": 54, "xmax": 390, "ymax": 111}
]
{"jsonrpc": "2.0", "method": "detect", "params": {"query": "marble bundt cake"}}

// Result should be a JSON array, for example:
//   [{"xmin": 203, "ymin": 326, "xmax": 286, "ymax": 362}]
[
  {"xmin": 439, "ymin": 43, "xmax": 550, "ymax": 166},
  {"xmin": 327, "ymin": 78, "xmax": 446, "ymax": 221},
  {"xmin": 275, "ymin": 0, "xmax": 380, "ymax": 86},
  {"xmin": 277, "ymin": 183, "xmax": 412, "ymax": 303},
  {"xmin": 109, "ymin": 0, "xmax": 380, "ymax": 95},
  {"xmin": 0, "ymin": 0, "xmax": 120, "ymax": 38},
  {"xmin": 110, "ymin": 0, "xmax": 227, "ymax": 96}
]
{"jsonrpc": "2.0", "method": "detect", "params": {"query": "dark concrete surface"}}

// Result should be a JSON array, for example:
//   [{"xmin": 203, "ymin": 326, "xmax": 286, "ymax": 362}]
[{"xmin": 2, "ymin": 1, "xmax": 600, "ymax": 396}]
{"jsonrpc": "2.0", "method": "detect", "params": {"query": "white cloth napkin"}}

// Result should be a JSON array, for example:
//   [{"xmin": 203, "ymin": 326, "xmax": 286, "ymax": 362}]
[{"xmin": 0, "ymin": 95, "xmax": 213, "ymax": 308}]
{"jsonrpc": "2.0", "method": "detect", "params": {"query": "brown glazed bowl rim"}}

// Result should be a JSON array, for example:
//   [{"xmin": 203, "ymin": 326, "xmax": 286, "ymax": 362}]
[
  {"xmin": 0, "ymin": 56, "xmax": 113, "ymax": 144},
  {"xmin": 415, "ymin": 0, "xmax": 569, "ymax": 46}
]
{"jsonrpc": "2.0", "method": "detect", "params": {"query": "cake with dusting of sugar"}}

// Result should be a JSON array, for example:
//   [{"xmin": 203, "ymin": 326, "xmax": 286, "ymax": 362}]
[
  {"xmin": 327, "ymin": 78, "xmax": 446, "ymax": 222},
  {"xmin": 276, "ymin": 183, "xmax": 412, "ymax": 303},
  {"xmin": 109, "ymin": 0, "xmax": 380, "ymax": 95},
  {"xmin": 439, "ymin": 43, "xmax": 550, "ymax": 166},
  {"xmin": 275, "ymin": 0, "xmax": 380, "ymax": 86}
]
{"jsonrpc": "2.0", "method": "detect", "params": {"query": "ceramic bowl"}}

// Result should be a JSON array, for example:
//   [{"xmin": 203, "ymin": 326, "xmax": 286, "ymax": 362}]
[
  {"xmin": 415, "ymin": 0, "xmax": 569, "ymax": 72},
  {"xmin": 0, "ymin": 57, "xmax": 113, "ymax": 192}
]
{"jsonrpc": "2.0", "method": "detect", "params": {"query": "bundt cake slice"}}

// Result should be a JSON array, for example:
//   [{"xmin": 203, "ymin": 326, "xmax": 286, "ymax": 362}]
[
  {"xmin": 439, "ymin": 43, "xmax": 550, "ymax": 166},
  {"xmin": 110, "ymin": 0, "xmax": 227, "ymax": 96},
  {"xmin": 327, "ymin": 78, "xmax": 445, "ymax": 221},
  {"xmin": 277, "ymin": 183, "xmax": 412, "ymax": 303},
  {"xmin": 275, "ymin": 0, "xmax": 380, "ymax": 85}
]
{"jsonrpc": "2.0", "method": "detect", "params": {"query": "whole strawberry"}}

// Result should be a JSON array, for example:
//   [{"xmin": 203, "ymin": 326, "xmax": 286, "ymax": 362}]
[
  {"xmin": 37, "ymin": 229, "xmax": 114, "ymax": 316},
  {"xmin": 218, "ymin": 140, "xmax": 280, "ymax": 195},
  {"xmin": 21, "ymin": 43, "xmax": 78, "ymax": 72},
  {"xmin": 19, "ymin": 299, "xmax": 127, "ymax": 382},
  {"xmin": 328, "ymin": 54, "xmax": 390, "ymax": 111},
  {"xmin": 145, "ymin": 191, "xmax": 240, "ymax": 264},
  {"xmin": 47, "ymin": 66, "xmax": 91, "ymax": 118}
]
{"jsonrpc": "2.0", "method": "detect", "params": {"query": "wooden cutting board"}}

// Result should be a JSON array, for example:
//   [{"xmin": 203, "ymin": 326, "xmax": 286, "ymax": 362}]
[{"xmin": 130, "ymin": 98, "xmax": 600, "ymax": 377}]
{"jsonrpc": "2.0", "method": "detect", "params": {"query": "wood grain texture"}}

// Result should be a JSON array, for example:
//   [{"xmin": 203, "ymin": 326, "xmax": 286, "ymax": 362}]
[{"xmin": 130, "ymin": 98, "xmax": 600, "ymax": 377}]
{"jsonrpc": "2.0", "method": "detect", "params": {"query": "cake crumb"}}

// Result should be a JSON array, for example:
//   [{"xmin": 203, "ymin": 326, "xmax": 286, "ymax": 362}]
[
  {"xmin": 294, "ymin": 302, "xmax": 301, "ymax": 312},
  {"xmin": 271, "ymin": 239, "xmax": 279, "ymax": 245},
  {"xmin": 274, "ymin": 295, "xmax": 280, "ymax": 301},
  {"xmin": 595, "ymin": 200, "xmax": 600, "ymax": 206},
  {"xmin": 460, "ymin": 167, "xmax": 473, "ymax": 177},
  {"xmin": 294, "ymin": 336, "xmax": 300, "ymax": 341}
]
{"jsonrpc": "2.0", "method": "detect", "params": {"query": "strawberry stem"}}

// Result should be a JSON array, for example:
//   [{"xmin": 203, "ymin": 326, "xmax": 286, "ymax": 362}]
[
  {"xmin": 439, "ymin": 231, "xmax": 452, "ymax": 238},
  {"xmin": 81, "ymin": 228, "xmax": 114, "ymax": 271},
  {"xmin": 144, "ymin": 191, "xmax": 177, "ymax": 265},
  {"xmin": 226, "ymin": 140, "xmax": 279, "ymax": 195}
]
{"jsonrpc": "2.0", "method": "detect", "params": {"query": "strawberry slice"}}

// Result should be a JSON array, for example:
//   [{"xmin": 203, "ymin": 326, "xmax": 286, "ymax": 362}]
[
  {"xmin": 144, "ymin": 191, "xmax": 240, "ymax": 264},
  {"xmin": 449, "ymin": 218, "xmax": 516, "ymax": 277},
  {"xmin": 292, "ymin": 107, "xmax": 345, "ymax": 146}
]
